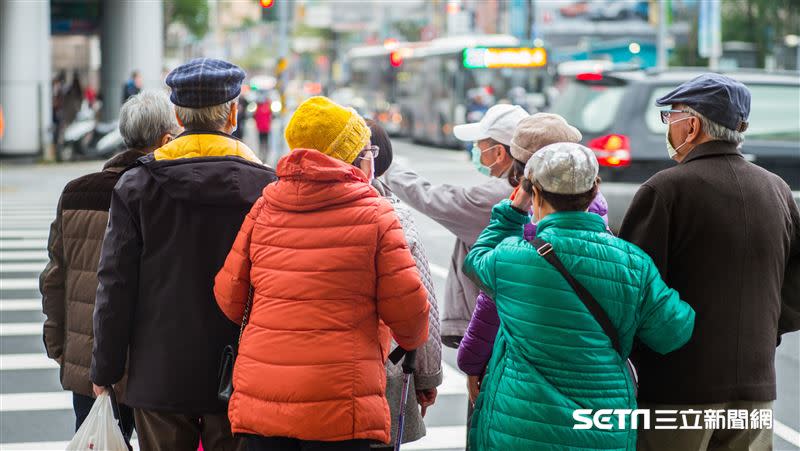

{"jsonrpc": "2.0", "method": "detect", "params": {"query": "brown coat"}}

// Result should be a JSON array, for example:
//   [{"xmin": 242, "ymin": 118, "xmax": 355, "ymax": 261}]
[
  {"xmin": 40, "ymin": 149, "xmax": 144, "ymax": 400},
  {"xmin": 619, "ymin": 140, "xmax": 800, "ymax": 405}
]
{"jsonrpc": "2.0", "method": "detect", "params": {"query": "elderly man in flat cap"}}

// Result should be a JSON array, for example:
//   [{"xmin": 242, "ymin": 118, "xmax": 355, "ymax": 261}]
[
  {"xmin": 619, "ymin": 73, "xmax": 800, "ymax": 450},
  {"xmin": 91, "ymin": 58, "xmax": 277, "ymax": 450}
]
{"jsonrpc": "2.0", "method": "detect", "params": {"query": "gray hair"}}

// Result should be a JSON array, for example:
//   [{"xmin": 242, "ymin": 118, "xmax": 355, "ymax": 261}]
[
  {"xmin": 174, "ymin": 98, "xmax": 237, "ymax": 131},
  {"xmin": 685, "ymin": 106, "xmax": 745, "ymax": 146},
  {"xmin": 119, "ymin": 90, "xmax": 181, "ymax": 149}
]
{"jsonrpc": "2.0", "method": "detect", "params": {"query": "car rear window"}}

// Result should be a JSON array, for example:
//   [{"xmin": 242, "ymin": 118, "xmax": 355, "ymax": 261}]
[
  {"xmin": 550, "ymin": 80, "xmax": 626, "ymax": 134},
  {"xmin": 646, "ymin": 83, "xmax": 800, "ymax": 141}
]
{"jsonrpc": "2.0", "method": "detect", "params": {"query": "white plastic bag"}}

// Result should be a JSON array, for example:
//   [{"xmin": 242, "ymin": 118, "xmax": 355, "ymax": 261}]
[{"xmin": 66, "ymin": 392, "xmax": 128, "ymax": 451}]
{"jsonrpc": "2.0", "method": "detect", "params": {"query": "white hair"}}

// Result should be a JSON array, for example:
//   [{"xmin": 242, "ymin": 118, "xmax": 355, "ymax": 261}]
[
  {"xmin": 685, "ymin": 106, "xmax": 745, "ymax": 146},
  {"xmin": 174, "ymin": 98, "xmax": 237, "ymax": 131},
  {"xmin": 119, "ymin": 90, "xmax": 181, "ymax": 149}
]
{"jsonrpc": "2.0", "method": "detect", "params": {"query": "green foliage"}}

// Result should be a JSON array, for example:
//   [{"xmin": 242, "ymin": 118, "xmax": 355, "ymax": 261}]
[
  {"xmin": 164, "ymin": 0, "xmax": 210, "ymax": 39},
  {"xmin": 721, "ymin": 0, "xmax": 800, "ymax": 66},
  {"xmin": 393, "ymin": 20, "xmax": 424, "ymax": 42}
]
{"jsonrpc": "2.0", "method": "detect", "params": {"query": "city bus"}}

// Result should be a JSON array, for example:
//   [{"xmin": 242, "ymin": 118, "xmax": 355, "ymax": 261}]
[{"xmin": 396, "ymin": 35, "xmax": 550, "ymax": 147}]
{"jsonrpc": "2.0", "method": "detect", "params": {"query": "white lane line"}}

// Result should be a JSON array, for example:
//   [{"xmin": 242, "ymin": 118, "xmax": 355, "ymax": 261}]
[
  {"xmin": 0, "ymin": 240, "xmax": 48, "ymax": 250},
  {"xmin": 0, "ymin": 279, "xmax": 39, "ymax": 290},
  {"xmin": 0, "ymin": 391, "xmax": 71, "ymax": 412},
  {"xmin": 0, "ymin": 322, "xmax": 41, "ymax": 336},
  {"xmin": 0, "ymin": 353, "xmax": 58, "ymax": 370},
  {"xmin": 0, "ymin": 230, "xmax": 50, "ymax": 239},
  {"xmin": 0, "ymin": 251, "xmax": 48, "ymax": 261},
  {"xmin": 429, "ymin": 263, "xmax": 449, "ymax": 280},
  {"xmin": 0, "ymin": 263, "xmax": 45, "ymax": 272},
  {"xmin": 0, "ymin": 299, "xmax": 41, "ymax": 311},
  {"xmin": 439, "ymin": 361, "xmax": 467, "ymax": 396},
  {"xmin": 775, "ymin": 420, "xmax": 800, "ymax": 448},
  {"xmin": 404, "ymin": 425, "xmax": 466, "ymax": 450}
]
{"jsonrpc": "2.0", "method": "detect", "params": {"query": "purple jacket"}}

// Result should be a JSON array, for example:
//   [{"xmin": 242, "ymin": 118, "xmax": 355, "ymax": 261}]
[{"xmin": 456, "ymin": 191, "xmax": 609, "ymax": 376}]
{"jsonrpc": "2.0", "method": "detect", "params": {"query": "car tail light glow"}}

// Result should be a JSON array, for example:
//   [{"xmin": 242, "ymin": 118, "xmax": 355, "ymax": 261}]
[
  {"xmin": 588, "ymin": 134, "xmax": 631, "ymax": 167},
  {"xmin": 576, "ymin": 72, "xmax": 603, "ymax": 81}
]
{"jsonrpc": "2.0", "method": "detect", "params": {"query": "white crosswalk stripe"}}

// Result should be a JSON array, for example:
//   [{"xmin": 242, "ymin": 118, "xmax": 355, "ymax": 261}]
[{"xmin": 0, "ymin": 200, "xmax": 469, "ymax": 450}]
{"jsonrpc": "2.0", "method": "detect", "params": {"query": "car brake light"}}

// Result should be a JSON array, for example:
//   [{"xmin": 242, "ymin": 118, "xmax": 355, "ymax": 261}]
[
  {"xmin": 576, "ymin": 72, "xmax": 603, "ymax": 81},
  {"xmin": 587, "ymin": 134, "xmax": 631, "ymax": 167}
]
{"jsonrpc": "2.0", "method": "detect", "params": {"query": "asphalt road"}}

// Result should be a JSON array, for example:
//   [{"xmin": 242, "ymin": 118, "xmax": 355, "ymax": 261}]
[{"xmin": 0, "ymin": 137, "xmax": 797, "ymax": 450}]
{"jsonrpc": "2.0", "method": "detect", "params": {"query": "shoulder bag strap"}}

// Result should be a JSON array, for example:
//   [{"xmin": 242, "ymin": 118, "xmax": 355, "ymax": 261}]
[
  {"xmin": 530, "ymin": 237, "xmax": 622, "ymax": 356},
  {"xmin": 237, "ymin": 286, "xmax": 255, "ymax": 346}
]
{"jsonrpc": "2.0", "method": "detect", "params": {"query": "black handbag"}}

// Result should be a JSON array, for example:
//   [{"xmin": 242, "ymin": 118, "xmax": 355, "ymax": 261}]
[
  {"xmin": 530, "ymin": 238, "xmax": 639, "ymax": 396},
  {"xmin": 218, "ymin": 286, "xmax": 254, "ymax": 402}
]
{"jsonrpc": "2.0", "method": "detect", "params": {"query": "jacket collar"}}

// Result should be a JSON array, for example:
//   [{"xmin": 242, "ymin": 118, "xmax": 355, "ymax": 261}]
[
  {"xmin": 536, "ymin": 211, "xmax": 608, "ymax": 235},
  {"xmin": 153, "ymin": 131, "xmax": 261, "ymax": 163},
  {"xmin": 103, "ymin": 148, "xmax": 147, "ymax": 171},
  {"xmin": 682, "ymin": 140, "xmax": 741, "ymax": 164}
]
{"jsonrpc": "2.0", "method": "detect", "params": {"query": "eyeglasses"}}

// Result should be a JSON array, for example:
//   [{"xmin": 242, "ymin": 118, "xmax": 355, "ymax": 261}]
[
  {"xmin": 660, "ymin": 109, "xmax": 694, "ymax": 124},
  {"xmin": 357, "ymin": 145, "xmax": 380, "ymax": 161}
]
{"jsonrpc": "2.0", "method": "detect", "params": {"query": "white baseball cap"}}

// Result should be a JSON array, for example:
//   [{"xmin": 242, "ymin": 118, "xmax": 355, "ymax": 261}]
[{"xmin": 453, "ymin": 104, "xmax": 529, "ymax": 146}]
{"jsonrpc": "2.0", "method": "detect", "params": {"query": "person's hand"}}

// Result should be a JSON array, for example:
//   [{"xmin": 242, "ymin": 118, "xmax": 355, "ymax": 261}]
[
  {"xmin": 416, "ymin": 388, "xmax": 437, "ymax": 417},
  {"xmin": 92, "ymin": 384, "xmax": 107, "ymax": 397},
  {"xmin": 467, "ymin": 375, "xmax": 481, "ymax": 404},
  {"xmin": 510, "ymin": 188, "xmax": 532, "ymax": 212}
]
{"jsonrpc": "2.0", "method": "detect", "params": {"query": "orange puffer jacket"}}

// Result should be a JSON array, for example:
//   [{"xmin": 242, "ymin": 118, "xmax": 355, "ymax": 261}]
[{"xmin": 214, "ymin": 149, "xmax": 430, "ymax": 443}]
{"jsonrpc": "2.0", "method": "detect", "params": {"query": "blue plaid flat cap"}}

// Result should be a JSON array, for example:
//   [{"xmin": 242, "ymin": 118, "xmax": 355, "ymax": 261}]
[
  {"xmin": 166, "ymin": 58, "xmax": 246, "ymax": 108},
  {"xmin": 656, "ymin": 73, "xmax": 751, "ymax": 132}
]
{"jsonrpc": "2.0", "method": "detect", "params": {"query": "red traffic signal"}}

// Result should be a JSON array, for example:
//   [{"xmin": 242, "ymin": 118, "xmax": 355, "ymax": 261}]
[
  {"xmin": 390, "ymin": 50, "xmax": 404, "ymax": 67},
  {"xmin": 260, "ymin": 0, "xmax": 275, "ymax": 8}
]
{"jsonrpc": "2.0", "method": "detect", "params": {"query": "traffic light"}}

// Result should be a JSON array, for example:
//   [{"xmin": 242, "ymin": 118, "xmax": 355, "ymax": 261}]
[{"xmin": 261, "ymin": 0, "xmax": 277, "ymax": 21}]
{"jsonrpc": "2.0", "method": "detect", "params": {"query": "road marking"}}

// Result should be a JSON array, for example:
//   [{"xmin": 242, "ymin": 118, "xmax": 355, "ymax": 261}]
[
  {"xmin": 0, "ymin": 251, "xmax": 48, "ymax": 261},
  {"xmin": 439, "ymin": 361, "xmax": 467, "ymax": 395},
  {"xmin": 775, "ymin": 420, "xmax": 800, "ymax": 448},
  {"xmin": 0, "ymin": 322, "xmax": 41, "ymax": 337},
  {"xmin": 0, "ymin": 240, "xmax": 48, "ymax": 250},
  {"xmin": 0, "ymin": 279, "xmax": 39, "ymax": 290},
  {"xmin": 0, "ymin": 299, "xmax": 40, "ymax": 311},
  {"xmin": 429, "ymin": 263, "xmax": 449, "ymax": 280},
  {"xmin": 0, "ymin": 263, "xmax": 45, "ymax": 273},
  {"xmin": 0, "ymin": 230, "xmax": 50, "ymax": 239},
  {"xmin": 0, "ymin": 391, "xmax": 71, "ymax": 412},
  {"xmin": 0, "ymin": 353, "xmax": 58, "ymax": 370}
]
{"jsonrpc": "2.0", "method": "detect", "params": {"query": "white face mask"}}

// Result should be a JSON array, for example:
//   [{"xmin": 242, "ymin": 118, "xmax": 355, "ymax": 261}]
[
  {"xmin": 665, "ymin": 117, "xmax": 691, "ymax": 160},
  {"xmin": 359, "ymin": 155, "xmax": 375, "ymax": 182}
]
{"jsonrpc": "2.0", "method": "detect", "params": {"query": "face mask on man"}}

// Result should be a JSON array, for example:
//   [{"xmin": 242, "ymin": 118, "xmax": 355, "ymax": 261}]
[
  {"xmin": 471, "ymin": 143, "xmax": 498, "ymax": 176},
  {"xmin": 665, "ymin": 117, "xmax": 691, "ymax": 160}
]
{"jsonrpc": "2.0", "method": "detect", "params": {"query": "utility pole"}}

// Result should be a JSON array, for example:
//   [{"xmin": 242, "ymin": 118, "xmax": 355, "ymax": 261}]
[
  {"xmin": 270, "ymin": 0, "xmax": 290, "ymax": 165},
  {"xmin": 657, "ymin": 0, "xmax": 668, "ymax": 69}
]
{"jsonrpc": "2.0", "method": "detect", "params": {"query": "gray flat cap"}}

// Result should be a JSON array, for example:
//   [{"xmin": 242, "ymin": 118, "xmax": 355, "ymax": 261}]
[{"xmin": 524, "ymin": 142, "xmax": 599, "ymax": 194}]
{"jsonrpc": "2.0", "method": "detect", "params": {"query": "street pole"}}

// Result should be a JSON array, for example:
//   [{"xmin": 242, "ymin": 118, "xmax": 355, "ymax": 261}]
[
  {"xmin": 269, "ymin": 0, "xmax": 290, "ymax": 165},
  {"xmin": 657, "ymin": 0, "xmax": 668, "ymax": 70}
]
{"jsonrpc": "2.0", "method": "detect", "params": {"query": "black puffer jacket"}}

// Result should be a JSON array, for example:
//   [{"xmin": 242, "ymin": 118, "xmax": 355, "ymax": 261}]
[{"xmin": 91, "ymin": 133, "xmax": 277, "ymax": 414}]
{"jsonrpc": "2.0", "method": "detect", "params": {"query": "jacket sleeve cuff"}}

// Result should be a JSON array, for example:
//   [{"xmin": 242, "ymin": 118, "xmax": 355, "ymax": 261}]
[
  {"xmin": 414, "ymin": 370, "xmax": 443, "ymax": 391},
  {"xmin": 493, "ymin": 199, "xmax": 531, "ymax": 225}
]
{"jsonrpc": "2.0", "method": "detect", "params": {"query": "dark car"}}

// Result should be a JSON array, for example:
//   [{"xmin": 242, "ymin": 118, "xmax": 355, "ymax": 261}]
[{"xmin": 550, "ymin": 69, "xmax": 800, "ymax": 190}]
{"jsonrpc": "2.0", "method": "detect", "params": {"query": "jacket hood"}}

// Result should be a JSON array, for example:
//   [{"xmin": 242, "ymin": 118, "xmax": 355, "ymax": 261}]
[
  {"xmin": 138, "ymin": 153, "xmax": 275, "ymax": 207},
  {"xmin": 262, "ymin": 148, "xmax": 377, "ymax": 212}
]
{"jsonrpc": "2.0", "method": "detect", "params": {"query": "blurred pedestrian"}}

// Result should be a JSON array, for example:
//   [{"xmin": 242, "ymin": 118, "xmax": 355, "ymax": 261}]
[
  {"xmin": 52, "ymin": 71, "xmax": 67, "ymax": 146},
  {"xmin": 91, "ymin": 58, "xmax": 276, "ymax": 451},
  {"xmin": 367, "ymin": 120, "xmax": 443, "ymax": 450},
  {"xmin": 232, "ymin": 84, "xmax": 249, "ymax": 140},
  {"xmin": 619, "ymin": 73, "xmax": 800, "ymax": 451},
  {"xmin": 122, "ymin": 70, "xmax": 142, "ymax": 104},
  {"xmin": 464, "ymin": 142, "xmax": 695, "ymax": 450},
  {"xmin": 214, "ymin": 96, "xmax": 429, "ymax": 451},
  {"xmin": 456, "ymin": 113, "xmax": 609, "ymax": 399},
  {"xmin": 253, "ymin": 98, "xmax": 272, "ymax": 162},
  {"xmin": 61, "ymin": 70, "xmax": 83, "ymax": 128},
  {"xmin": 41, "ymin": 90, "xmax": 181, "ymax": 446}
]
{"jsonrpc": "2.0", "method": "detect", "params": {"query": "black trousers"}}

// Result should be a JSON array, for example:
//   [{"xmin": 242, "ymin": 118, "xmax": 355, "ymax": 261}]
[
  {"xmin": 73, "ymin": 392, "xmax": 135, "ymax": 444},
  {"xmin": 244, "ymin": 435, "xmax": 373, "ymax": 451}
]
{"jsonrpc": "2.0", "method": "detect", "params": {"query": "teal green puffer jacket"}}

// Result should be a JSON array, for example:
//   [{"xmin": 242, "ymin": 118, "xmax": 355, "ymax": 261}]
[{"xmin": 464, "ymin": 201, "xmax": 695, "ymax": 451}]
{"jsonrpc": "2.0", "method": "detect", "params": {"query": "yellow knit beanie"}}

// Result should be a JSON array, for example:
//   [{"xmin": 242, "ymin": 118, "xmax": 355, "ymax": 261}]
[{"xmin": 284, "ymin": 96, "xmax": 371, "ymax": 164}]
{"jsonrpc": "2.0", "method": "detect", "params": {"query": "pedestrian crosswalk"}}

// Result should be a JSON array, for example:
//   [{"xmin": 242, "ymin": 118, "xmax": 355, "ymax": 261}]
[{"xmin": 0, "ymin": 199, "xmax": 468, "ymax": 450}]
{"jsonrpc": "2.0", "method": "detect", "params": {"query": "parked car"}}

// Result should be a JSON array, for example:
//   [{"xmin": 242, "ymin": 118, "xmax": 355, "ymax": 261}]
[
  {"xmin": 588, "ymin": 0, "xmax": 647, "ymax": 21},
  {"xmin": 560, "ymin": 1, "xmax": 590, "ymax": 18},
  {"xmin": 549, "ymin": 69, "xmax": 800, "ymax": 229}
]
